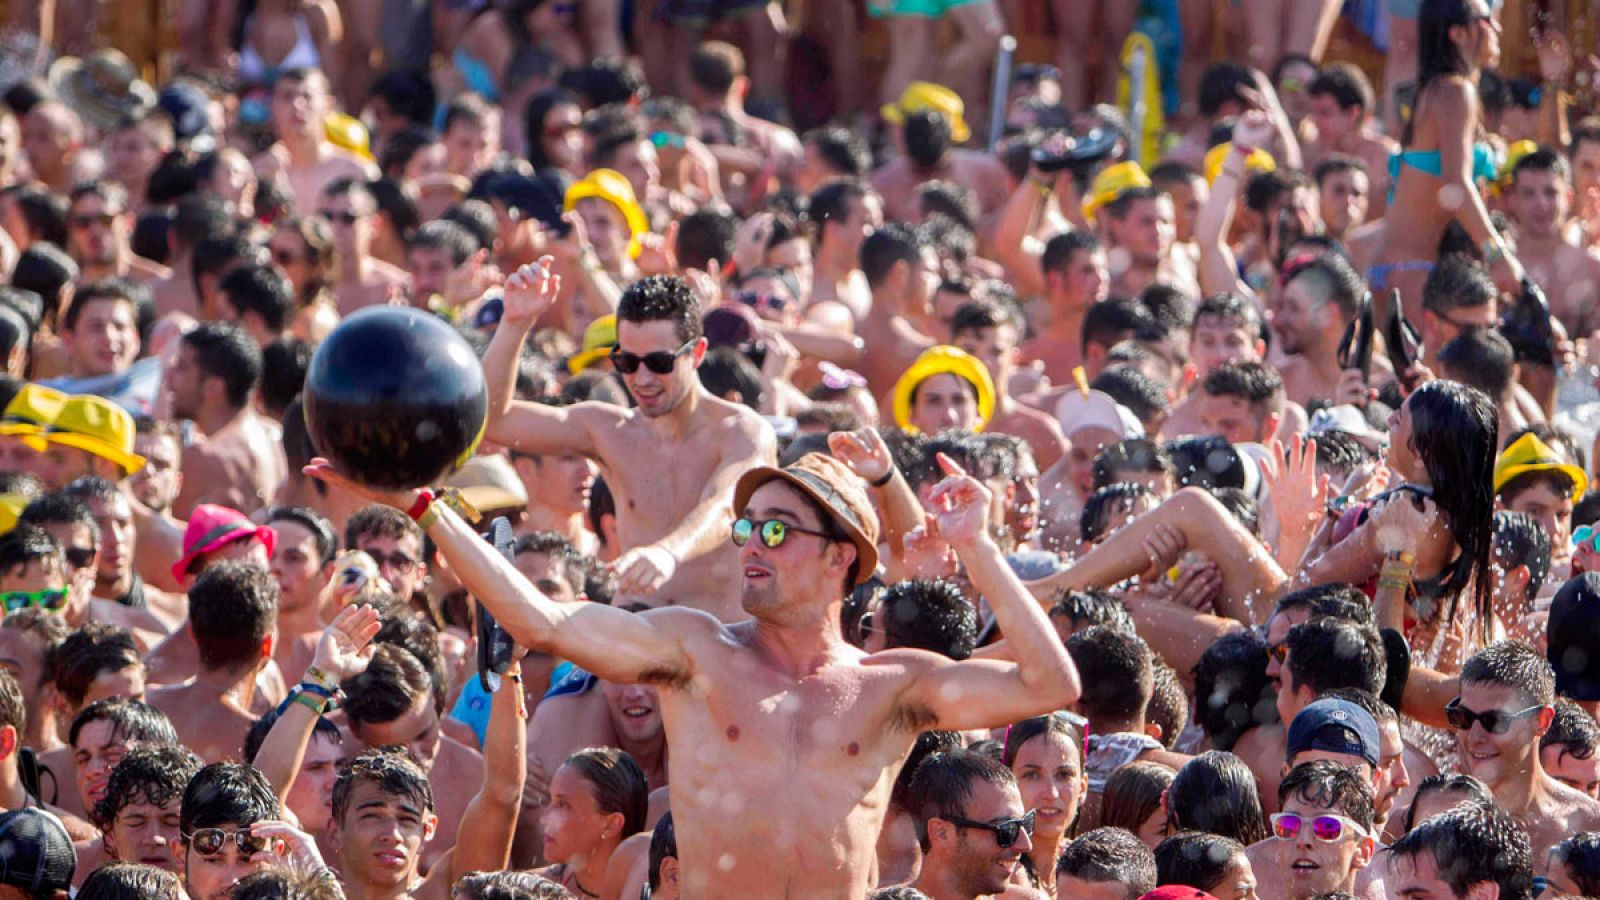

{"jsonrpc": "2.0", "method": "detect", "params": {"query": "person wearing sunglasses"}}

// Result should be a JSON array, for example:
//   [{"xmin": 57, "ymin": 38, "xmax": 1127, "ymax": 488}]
[
  {"xmin": 64, "ymin": 180, "xmax": 164, "ymax": 285},
  {"xmin": 178, "ymin": 763, "xmax": 284, "ymax": 900},
  {"xmin": 315, "ymin": 178, "xmax": 407, "ymax": 315},
  {"xmin": 308, "ymin": 433, "xmax": 1079, "ymax": 897},
  {"xmin": 1269, "ymin": 761, "xmax": 1377, "ymax": 900},
  {"xmin": 1452, "ymin": 641, "xmax": 1600, "ymax": 865},
  {"xmin": 907, "ymin": 749, "xmax": 1035, "ymax": 900},
  {"xmin": 485, "ymin": 266, "xmax": 778, "ymax": 621}
]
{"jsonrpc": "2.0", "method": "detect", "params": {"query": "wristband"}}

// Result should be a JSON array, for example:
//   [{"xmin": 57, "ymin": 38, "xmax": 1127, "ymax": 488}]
[
  {"xmin": 1384, "ymin": 549, "xmax": 1417, "ymax": 566},
  {"xmin": 291, "ymin": 692, "xmax": 327, "ymax": 715},
  {"xmin": 417, "ymin": 502, "xmax": 442, "ymax": 531},
  {"xmin": 406, "ymin": 489, "xmax": 436, "ymax": 523},
  {"xmin": 1482, "ymin": 238, "xmax": 1507, "ymax": 264},
  {"xmin": 1029, "ymin": 174, "xmax": 1054, "ymax": 197},
  {"xmin": 869, "ymin": 468, "xmax": 895, "ymax": 488},
  {"xmin": 303, "ymin": 666, "xmax": 338, "ymax": 691},
  {"xmin": 298, "ymin": 680, "xmax": 335, "ymax": 700},
  {"xmin": 1231, "ymin": 142, "xmax": 1256, "ymax": 157}
]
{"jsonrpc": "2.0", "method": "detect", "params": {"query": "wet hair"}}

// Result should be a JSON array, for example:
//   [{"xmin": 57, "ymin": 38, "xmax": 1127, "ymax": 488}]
[
  {"xmin": 1199, "ymin": 62, "xmax": 1255, "ymax": 117},
  {"xmin": 332, "ymin": 747, "xmax": 434, "ymax": 824},
  {"xmin": 1542, "ymin": 698, "xmax": 1600, "ymax": 765},
  {"xmin": 188, "ymin": 562, "xmax": 278, "ymax": 672},
  {"xmin": 1437, "ymin": 328, "xmax": 1514, "ymax": 399},
  {"xmin": 1057, "ymin": 827, "xmax": 1157, "ymax": 895},
  {"xmin": 1511, "ymin": 146, "xmax": 1571, "ymax": 187},
  {"xmin": 0, "ymin": 670, "xmax": 21, "ymax": 740},
  {"xmin": 1001, "ymin": 713, "xmax": 1081, "ymax": 769},
  {"xmin": 1080, "ymin": 482, "xmax": 1155, "ymax": 544},
  {"xmin": 1100, "ymin": 761, "xmax": 1176, "ymax": 837},
  {"xmin": 1083, "ymin": 295, "xmax": 1154, "ymax": 356},
  {"xmin": 1091, "ymin": 439, "xmax": 1174, "ymax": 492},
  {"xmin": 77, "ymin": 862, "xmax": 184, "ymax": 899},
  {"xmin": 1149, "ymin": 660, "xmax": 1188, "ymax": 750},
  {"xmin": 1154, "ymin": 831, "xmax": 1245, "ymax": 893},
  {"xmin": 68, "ymin": 696, "xmax": 176, "ymax": 752},
  {"xmin": 806, "ymin": 127, "xmax": 872, "ymax": 178},
  {"xmin": 1047, "ymin": 589, "xmax": 1135, "ymax": 636},
  {"xmin": 1067, "ymin": 626, "xmax": 1153, "ymax": 724},
  {"xmin": 1272, "ymin": 582, "xmax": 1373, "ymax": 626},
  {"xmin": 342, "ymin": 644, "xmax": 442, "ymax": 728},
  {"xmin": 617, "ymin": 275, "xmax": 703, "ymax": 345},
  {"xmin": 1493, "ymin": 510, "xmax": 1551, "ymax": 600},
  {"xmin": 1405, "ymin": 381, "xmax": 1498, "ymax": 638},
  {"xmin": 1284, "ymin": 253, "xmax": 1366, "ymax": 321},
  {"xmin": 182, "ymin": 322, "xmax": 261, "ymax": 409},
  {"xmin": 345, "ymin": 504, "xmax": 423, "ymax": 551},
  {"xmin": 1422, "ymin": 254, "xmax": 1496, "ymax": 314},
  {"xmin": 1285, "ymin": 616, "xmax": 1386, "ymax": 698},
  {"xmin": 876, "ymin": 579, "xmax": 977, "ymax": 660},
  {"xmin": 809, "ymin": 178, "xmax": 869, "ymax": 232},
  {"xmin": 1461, "ymin": 640, "xmax": 1555, "ymax": 708},
  {"xmin": 1202, "ymin": 360, "xmax": 1285, "ymax": 414},
  {"xmin": 454, "ymin": 871, "xmax": 575, "ymax": 899},
  {"xmin": 860, "ymin": 222, "xmax": 924, "ymax": 289},
  {"xmin": 1092, "ymin": 367, "xmax": 1168, "ymax": 427},
  {"xmin": 1194, "ymin": 291, "xmax": 1266, "ymax": 343},
  {"xmin": 0, "ymin": 525, "xmax": 63, "ymax": 577},
  {"xmin": 0, "ymin": 609, "xmax": 67, "ymax": 691},
  {"xmin": 92, "ymin": 743, "xmax": 204, "ymax": 830},
  {"xmin": 1041, "ymin": 231, "xmax": 1102, "ymax": 275},
  {"xmin": 1400, "ymin": 773, "xmax": 1493, "ymax": 835},
  {"xmin": 513, "ymin": 531, "xmax": 584, "ymax": 597},
  {"xmin": 180, "ymin": 762, "xmax": 280, "ymax": 834},
  {"xmin": 1279, "ymin": 759, "xmax": 1375, "ymax": 831},
  {"xmin": 231, "ymin": 868, "xmax": 346, "ymax": 900},
  {"xmin": 48, "ymin": 622, "xmax": 140, "ymax": 710},
  {"xmin": 902, "ymin": 110, "xmax": 951, "ymax": 170},
  {"xmin": 905, "ymin": 749, "xmax": 1019, "ymax": 851},
  {"xmin": 891, "ymin": 730, "xmax": 964, "ymax": 812},
  {"xmin": 1166, "ymin": 751, "xmax": 1269, "ymax": 845},
  {"xmin": 220, "ymin": 262, "xmax": 294, "ymax": 334},
  {"xmin": 1412, "ymin": 0, "xmax": 1486, "ymax": 142},
  {"xmin": 1550, "ymin": 832, "xmax": 1600, "ymax": 895},
  {"xmin": 561, "ymin": 747, "xmax": 649, "ymax": 838},
  {"xmin": 1386, "ymin": 799, "xmax": 1534, "ymax": 899}
]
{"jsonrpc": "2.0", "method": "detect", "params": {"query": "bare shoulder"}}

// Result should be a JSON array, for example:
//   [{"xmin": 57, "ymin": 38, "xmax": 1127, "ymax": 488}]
[
  {"xmin": 637, "ymin": 604, "xmax": 734, "ymax": 647},
  {"xmin": 697, "ymin": 394, "xmax": 777, "ymax": 449}
]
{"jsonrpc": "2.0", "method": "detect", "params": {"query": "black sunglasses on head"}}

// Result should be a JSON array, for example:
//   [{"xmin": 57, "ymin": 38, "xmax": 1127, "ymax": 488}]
[
  {"xmin": 610, "ymin": 339, "xmax": 696, "ymax": 375},
  {"xmin": 942, "ymin": 810, "xmax": 1036, "ymax": 848}
]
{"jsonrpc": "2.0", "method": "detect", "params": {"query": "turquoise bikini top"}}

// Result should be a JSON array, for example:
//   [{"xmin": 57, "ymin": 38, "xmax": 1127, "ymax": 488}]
[{"xmin": 1389, "ymin": 142, "xmax": 1501, "ymax": 183}]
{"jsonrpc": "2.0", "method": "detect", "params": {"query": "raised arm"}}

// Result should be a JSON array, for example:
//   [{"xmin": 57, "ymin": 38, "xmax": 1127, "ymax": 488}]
[
  {"xmin": 483, "ymin": 261, "xmax": 605, "ymax": 457},
  {"xmin": 829, "ymin": 428, "xmax": 923, "ymax": 578},
  {"xmin": 894, "ymin": 457, "xmax": 1080, "ymax": 731},
  {"xmin": 1195, "ymin": 113, "xmax": 1270, "ymax": 302},
  {"xmin": 610, "ymin": 409, "xmax": 777, "ymax": 595},
  {"xmin": 306, "ymin": 462, "xmax": 701, "ymax": 684},
  {"xmin": 440, "ymin": 654, "xmax": 526, "ymax": 885}
]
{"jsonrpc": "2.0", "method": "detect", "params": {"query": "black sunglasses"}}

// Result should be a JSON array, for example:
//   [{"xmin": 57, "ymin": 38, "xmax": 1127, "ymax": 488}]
[
  {"xmin": 1444, "ymin": 698, "xmax": 1544, "ymax": 734},
  {"xmin": 64, "ymin": 545, "xmax": 96, "ymax": 570},
  {"xmin": 731, "ymin": 517, "xmax": 834, "ymax": 549},
  {"xmin": 942, "ymin": 810, "xmax": 1036, "ymax": 848},
  {"xmin": 610, "ymin": 339, "xmax": 695, "ymax": 375},
  {"xmin": 318, "ymin": 210, "xmax": 364, "ymax": 225},
  {"xmin": 185, "ymin": 827, "xmax": 269, "ymax": 857}
]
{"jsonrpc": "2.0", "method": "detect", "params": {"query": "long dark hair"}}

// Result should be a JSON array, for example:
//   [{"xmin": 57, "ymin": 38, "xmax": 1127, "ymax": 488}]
[
  {"xmin": 523, "ymin": 88, "xmax": 580, "ymax": 172},
  {"xmin": 1166, "ymin": 750, "xmax": 1268, "ymax": 846},
  {"xmin": 1405, "ymin": 380, "xmax": 1497, "ymax": 640},
  {"xmin": 1406, "ymin": 0, "xmax": 1478, "ymax": 144}
]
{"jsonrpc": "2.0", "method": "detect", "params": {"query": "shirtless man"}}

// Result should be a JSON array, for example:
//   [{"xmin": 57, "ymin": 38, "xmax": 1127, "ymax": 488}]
[
  {"xmin": 146, "ymin": 562, "xmax": 276, "ymax": 763},
  {"xmin": 1162, "ymin": 293, "xmax": 1268, "ymax": 441},
  {"xmin": 484, "ymin": 265, "xmax": 776, "ymax": 621},
  {"xmin": 1506, "ymin": 148, "xmax": 1600, "ymax": 339},
  {"xmin": 104, "ymin": 110, "xmax": 175, "ymax": 215},
  {"xmin": 308, "ymin": 432, "xmax": 1080, "ymax": 898},
  {"xmin": 871, "ymin": 109, "xmax": 1010, "ymax": 224},
  {"xmin": 20, "ymin": 102, "xmax": 98, "ymax": 195},
  {"xmin": 167, "ymin": 323, "xmax": 287, "ymax": 517},
  {"xmin": 685, "ymin": 42, "xmax": 803, "ymax": 181},
  {"xmin": 1099, "ymin": 186, "xmax": 1198, "ymax": 299},
  {"xmin": 1017, "ymin": 232, "xmax": 1110, "ymax": 386},
  {"xmin": 1303, "ymin": 64, "xmax": 1397, "ymax": 220},
  {"xmin": 1270, "ymin": 255, "xmax": 1366, "ymax": 410},
  {"xmin": 151, "ymin": 196, "xmax": 236, "ymax": 320},
  {"xmin": 62, "ymin": 477, "xmax": 184, "ymax": 631},
  {"xmin": 856, "ymin": 224, "xmax": 939, "ymax": 397},
  {"xmin": 16, "ymin": 494, "xmax": 167, "ymax": 648},
  {"xmin": 317, "ymin": 178, "xmax": 408, "ymax": 314},
  {"xmin": 508, "ymin": 445, "xmax": 600, "ymax": 557},
  {"xmin": 64, "ymin": 181, "xmax": 169, "ymax": 285},
  {"xmin": 950, "ymin": 300, "xmax": 1068, "ymax": 469},
  {"xmin": 1452, "ymin": 642, "xmax": 1600, "ymax": 870},
  {"xmin": 809, "ymin": 179, "xmax": 881, "ymax": 324},
  {"xmin": 262, "ymin": 506, "xmax": 336, "ymax": 682},
  {"xmin": 253, "ymin": 67, "xmax": 376, "ymax": 217}
]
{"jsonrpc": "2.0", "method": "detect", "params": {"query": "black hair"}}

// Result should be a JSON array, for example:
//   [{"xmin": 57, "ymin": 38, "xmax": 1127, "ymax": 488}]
[
  {"xmin": 1272, "ymin": 582, "xmax": 1375, "ymax": 627},
  {"xmin": 1091, "ymin": 438, "xmax": 1174, "ymax": 491},
  {"xmin": 1149, "ymin": 660, "xmax": 1188, "ymax": 750},
  {"xmin": 409, "ymin": 220, "xmax": 478, "ymax": 274},
  {"xmin": 876, "ymin": 579, "xmax": 977, "ymax": 660},
  {"xmin": 19, "ymin": 493, "xmax": 100, "ymax": 545},
  {"xmin": 559, "ymin": 58, "xmax": 646, "ymax": 108},
  {"xmin": 1198, "ymin": 62, "xmax": 1256, "ymax": 117},
  {"xmin": 1067, "ymin": 626, "xmax": 1153, "ymax": 724},
  {"xmin": 62, "ymin": 279, "xmax": 138, "ymax": 334},
  {"xmin": 77, "ymin": 862, "xmax": 184, "ymax": 899},
  {"xmin": 1386, "ymin": 799, "xmax": 1534, "ymax": 899},
  {"xmin": 1410, "ymin": 0, "xmax": 1486, "ymax": 145},
  {"xmin": 345, "ymin": 504, "xmax": 423, "ymax": 550},
  {"xmin": 378, "ymin": 125, "xmax": 439, "ymax": 180},
  {"xmin": 219, "ymin": 262, "xmax": 293, "ymax": 334},
  {"xmin": 0, "ymin": 524, "xmax": 61, "ymax": 576},
  {"xmin": 1285, "ymin": 616, "xmax": 1386, "ymax": 698},
  {"xmin": 1103, "ymin": 185, "xmax": 1162, "ymax": 222},
  {"xmin": 182, "ymin": 321, "xmax": 261, "ymax": 409},
  {"xmin": 68, "ymin": 697, "xmax": 177, "ymax": 751},
  {"xmin": 675, "ymin": 208, "xmax": 737, "ymax": 273},
  {"xmin": 809, "ymin": 178, "xmax": 869, "ymax": 232},
  {"xmin": 1091, "ymin": 367, "xmax": 1168, "ymax": 427},
  {"xmin": 1099, "ymin": 760, "xmax": 1176, "ymax": 839},
  {"xmin": 0, "ymin": 670, "xmax": 21, "ymax": 742},
  {"xmin": 1057, "ymin": 827, "xmax": 1157, "ymax": 895},
  {"xmin": 440, "ymin": 199, "xmax": 498, "ymax": 253},
  {"xmin": 1080, "ymin": 482, "xmax": 1155, "ymax": 544},
  {"xmin": 342, "ymin": 644, "xmax": 442, "ymax": 728},
  {"xmin": 1194, "ymin": 291, "xmax": 1266, "ymax": 342},
  {"xmin": 1542, "ymin": 699, "xmax": 1600, "ymax": 764},
  {"xmin": 1047, "ymin": 589, "xmax": 1135, "ymax": 636},
  {"xmin": 259, "ymin": 337, "xmax": 312, "ymax": 420},
  {"xmin": 5, "ymin": 186, "xmax": 69, "ymax": 249},
  {"xmin": 1154, "ymin": 831, "xmax": 1246, "ymax": 893},
  {"xmin": 1041, "ymin": 230, "xmax": 1101, "ymax": 276},
  {"xmin": 454, "ymin": 871, "xmax": 573, "ymax": 900},
  {"xmin": 189, "ymin": 231, "xmax": 259, "ymax": 306},
  {"xmin": 242, "ymin": 705, "xmax": 342, "ymax": 765},
  {"xmin": 1461, "ymin": 640, "xmax": 1555, "ymax": 707},
  {"xmin": 562, "ymin": 746, "xmax": 650, "ymax": 838},
  {"xmin": 170, "ymin": 194, "xmax": 234, "ymax": 253},
  {"xmin": 1494, "ymin": 510, "xmax": 1551, "ymax": 600},
  {"xmin": 1083, "ymin": 295, "xmax": 1153, "ymax": 355},
  {"xmin": 369, "ymin": 68, "xmax": 437, "ymax": 127},
  {"xmin": 648, "ymin": 810, "xmax": 678, "ymax": 891},
  {"xmin": 617, "ymin": 275, "xmax": 704, "ymax": 344},
  {"xmin": 1308, "ymin": 62, "xmax": 1376, "ymax": 111},
  {"xmin": 695, "ymin": 351, "xmax": 760, "ymax": 405},
  {"xmin": 512, "ymin": 531, "xmax": 585, "ymax": 598},
  {"xmin": 860, "ymin": 222, "xmax": 924, "ymax": 289},
  {"xmin": 1401, "ymin": 772, "xmax": 1494, "ymax": 834},
  {"xmin": 91, "ymin": 743, "xmax": 204, "ymax": 830},
  {"xmin": 48, "ymin": 622, "xmax": 140, "ymax": 710},
  {"xmin": 903, "ymin": 110, "xmax": 951, "ymax": 171},
  {"xmin": 1551, "ymin": 832, "xmax": 1600, "ymax": 896},
  {"xmin": 332, "ymin": 747, "xmax": 433, "ymax": 824},
  {"xmin": 905, "ymin": 749, "xmax": 1018, "ymax": 851},
  {"xmin": 806, "ymin": 127, "xmax": 872, "ymax": 178},
  {"xmin": 1166, "ymin": 751, "xmax": 1269, "ymax": 845},
  {"xmin": 188, "ymin": 562, "xmax": 278, "ymax": 672},
  {"xmin": 1193, "ymin": 631, "xmax": 1276, "ymax": 751},
  {"xmin": 1285, "ymin": 252, "xmax": 1366, "ymax": 321},
  {"xmin": 1437, "ymin": 328, "xmax": 1514, "ymax": 398},
  {"xmin": 1423, "ymin": 254, "xmax": 1496, "ymax": 314},
  {"xmin": 181, "ymin": 762, "xmax": 279, "ymax": 836},
  {"xmin": 918, "ymin": 181, "xmax": 977, "ymax": 233},
  {"xmin": 521, "ymin": 89, "xmax": 580, "ymax": 171},
  {"xmin": 1278, "ymin": 759, "xmax": 1376, "ymax": 830}
]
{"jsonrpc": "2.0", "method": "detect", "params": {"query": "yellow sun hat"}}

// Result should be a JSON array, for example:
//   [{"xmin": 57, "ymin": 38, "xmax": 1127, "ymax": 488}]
[
  {"xmin": 881, "ymin": 81, "xmax": 971, "ymax": 144},
  {"xmin": 1493, "ymin": 432, "xmax": 1588, "ymax": 500},
  {"xmin": 891, "ymin": 345, "xmax": 996, "ymax": 434},
  {"xmin": 564, "ymin": 168, "xmax": 650, "ymax": 259},
  {"xmin": 0, "ymin": 384, "xmax": 68, "ymax": 451},
  {"xmin": 567, "ymin": 314, "xmax": 617, "ymax": 375},
  {"xmin": 1082, "ymin": 161, "xmax": 1153, "ymax": 225},
  {"xmin": 44, "ymin": 394, "xmax": 145, "ymax": 477}
]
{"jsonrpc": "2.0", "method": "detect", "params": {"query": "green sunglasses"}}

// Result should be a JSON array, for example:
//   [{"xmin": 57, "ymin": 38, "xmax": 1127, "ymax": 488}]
[
  {"xmin": 0, "ymin": 587, "xmax": 68, "ymax": 614},
  {"xmin": 731, "ymin": 517, "xmax": 835, "ymax": 549}
]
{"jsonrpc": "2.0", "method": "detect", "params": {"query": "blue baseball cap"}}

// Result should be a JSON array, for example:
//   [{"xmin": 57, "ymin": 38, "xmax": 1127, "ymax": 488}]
[{"xmin": 1286, "ymin": 698, "xmax": 1380, "ymax": 768}]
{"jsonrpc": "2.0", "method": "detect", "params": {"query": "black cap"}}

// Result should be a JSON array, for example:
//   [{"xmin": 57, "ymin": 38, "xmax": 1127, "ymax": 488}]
[
  {"xmin": 0, "ymin": 808, "xmax": 75, "ymax": 897},
  {"xmin": 483, "ymin": 173, "xmax": 562, "ymax": 229},
  {"xmin": 1549, "ymin": 573, "xmax": 1600, "ymax": 701}
]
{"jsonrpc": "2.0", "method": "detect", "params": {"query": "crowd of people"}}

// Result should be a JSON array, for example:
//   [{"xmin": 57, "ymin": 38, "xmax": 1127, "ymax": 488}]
[{"xmin": 0, "ymin": 0, "xmax": 1598, "ymax": 898}]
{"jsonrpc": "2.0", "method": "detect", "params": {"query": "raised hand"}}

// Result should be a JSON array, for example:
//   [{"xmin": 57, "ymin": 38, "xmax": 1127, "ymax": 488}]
[
  {"xmin": 636, "ymin": 221, "xmax": 680, "ymax": 276},
  {"xmin": 311, "ymin": 603, "xmax": 382, "ymax": 682},
  {"xmin": 926, "ymin": 454, "xmax": 993, "ymax": 549},
  {"xmin": 1231, "ymin": 109, "xmax": 1275, "ymax": 154},
  {"xmin": 828, "ymin": 428, "xmax": 894, "ymax": 486},
  {"xmin": 610, "ymin": 544, "xmax": 678, "ymax": 595},
  {"xmin": 501, "ymin": 256, "xmax": 561, "ymax": 326},
  {"xmin": 1370, "ymin": 492, "xmax": 1441, "ymax": 557},
  {"xmin": 1261, "ymin": 436, "xmax": 1329, "ymax": 540},
  {"xmin": 248, "ymin": 820, "xmax": 326, "ymax": 875},
  {"xmin": 903, "ymin": 513, "xmax": 958, "ymax": 579}
]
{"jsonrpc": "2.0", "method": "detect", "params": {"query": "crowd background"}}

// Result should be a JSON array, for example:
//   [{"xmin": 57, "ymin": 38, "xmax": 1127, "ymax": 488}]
[{"xmin": 0, "ymin": 0, "xmax": 1596, "ymax": 899}]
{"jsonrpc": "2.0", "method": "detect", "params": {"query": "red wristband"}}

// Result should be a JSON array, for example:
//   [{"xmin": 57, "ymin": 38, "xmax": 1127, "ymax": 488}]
[{"xmin": 407, "ymin": 489, "xmax": 435, "ymax": 522}]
